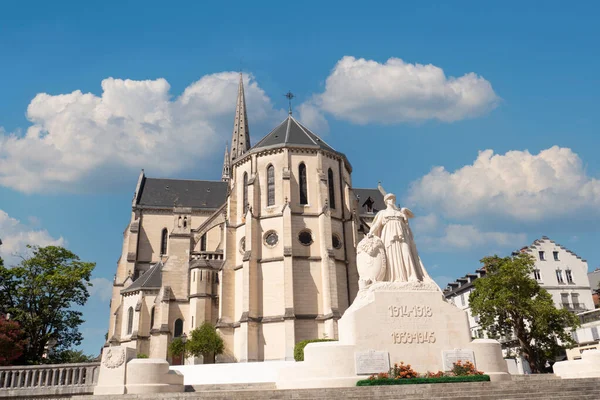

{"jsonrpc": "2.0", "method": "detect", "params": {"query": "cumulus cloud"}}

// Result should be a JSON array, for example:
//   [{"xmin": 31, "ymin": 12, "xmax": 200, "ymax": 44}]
[
  {"xmin": 296, "ymin": 101, "xmax": 330, "ymax": 134},
  {"xmin": 0, "ymin": 210, "xmax": 65, "ymax": 266},
  {"xmin": 303, "ymin": 56, "xmax": 499, "ymax": 125},
  {"xmin": 0, "ymin": 72, "xmax": 281, "ymax": 193},
  {"xmin": 409, "ymin": 146, "xmax": 600, "ymax": 221},
  {"xmin": 418, "ymin": 222, "xmax": 527, "ymax": 251},
  {"xmin": 89, "ymin": 277, "xmax": 113, "ymax": 302}
]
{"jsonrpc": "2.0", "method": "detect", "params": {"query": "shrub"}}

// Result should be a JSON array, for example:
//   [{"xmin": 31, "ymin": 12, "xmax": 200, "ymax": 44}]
[
  {"xmin": 293, "ymin": 339, "xmax": 337, "ymax": 361},
  {"xmin": 137, "ymin": 353, "xmax": 149, "ymax": 358},
  {"xmin": 426, "ymin": 370, "xmax": 445, "ymax": 378},
  {"xmin": 186, "ymin": 322, "xmax": 225, "ymax": 362},
  {"xmin": 390, "ymin": 362, "xmax": 418, "ymax": 379},
  {"xmin": 451, "ymin": 360, "xmax": 483, "ymax": 376},
  {"xmin": 357, "ymin": 375, "xmax": 490, "ymax": 386}
]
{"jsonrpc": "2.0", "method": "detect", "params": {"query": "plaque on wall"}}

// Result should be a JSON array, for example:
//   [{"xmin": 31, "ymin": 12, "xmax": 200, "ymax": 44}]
[
  {"xmin": 355, "ymin": 351, "xmax": 390, "ymax": 375},
  {"xmin": 442, "ymin": 349, "xmax": 476, "ymax": 371}
]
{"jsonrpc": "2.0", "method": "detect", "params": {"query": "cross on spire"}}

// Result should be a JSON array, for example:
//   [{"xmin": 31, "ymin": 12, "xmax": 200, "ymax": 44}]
[{"xmin": 284, "ymin": 91, "xmax": 295, "ymax": 115}]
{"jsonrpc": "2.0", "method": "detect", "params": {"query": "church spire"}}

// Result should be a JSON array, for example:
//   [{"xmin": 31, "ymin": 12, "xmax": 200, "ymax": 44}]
[
  {"xmin": 222, "ymin": 143, "xmax": 230, "ymax": 182},
  {"xmin": 230, "ymin": 72, "xmax": 251, "ymax": 163}
]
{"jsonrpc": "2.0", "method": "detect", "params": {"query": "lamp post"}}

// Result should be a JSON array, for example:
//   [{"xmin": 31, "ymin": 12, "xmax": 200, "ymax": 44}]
[{"xmin": 181, "ymin": 333, "xmax": 187, "ymax": 366}]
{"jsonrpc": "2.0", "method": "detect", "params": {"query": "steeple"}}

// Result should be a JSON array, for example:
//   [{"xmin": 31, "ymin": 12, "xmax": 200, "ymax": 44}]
[
  {"xmin": 222, "ymin": 144, "xmax": 230, "ymax": 182},
  {"xmin": 230, "ymin": 72, "xmax": 251, "ymax": 163}
]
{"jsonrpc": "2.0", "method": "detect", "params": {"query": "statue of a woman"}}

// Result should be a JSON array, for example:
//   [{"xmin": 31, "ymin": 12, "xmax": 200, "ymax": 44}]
[{"xmin": 367, "ymin": 193, "xmax": 434, "ymax": 283}]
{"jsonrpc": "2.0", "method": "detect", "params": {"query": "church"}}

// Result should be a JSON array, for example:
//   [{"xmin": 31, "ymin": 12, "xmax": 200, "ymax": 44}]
[{"xmin": 106, "ymin": 74, "xmax": 386, "ymax": 363}]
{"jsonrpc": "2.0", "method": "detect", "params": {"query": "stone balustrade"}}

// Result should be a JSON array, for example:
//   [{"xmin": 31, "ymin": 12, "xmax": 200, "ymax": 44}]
[
  {"xmin": 0, "ymin": 362, "xmax": 99, "ymax": 398},
  {"xmin": 191, "ymin": 251, "xmax": 224, "ymax": 261}
]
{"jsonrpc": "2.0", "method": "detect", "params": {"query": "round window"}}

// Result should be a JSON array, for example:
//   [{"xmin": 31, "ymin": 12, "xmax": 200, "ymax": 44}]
[
  {"xmin": 264, "ymin": 231, "xmax": 279, "ymax": 247},
  {"xmin": 332, "ymin": 234, "xmax": 342, "ymax": 249},
  {"xmin": 239, "ymin": 237, "xmax": 246, "ymax": 254},
  {"xmin": 298, "ymin": 230, "xmax": 313, "ymax": 246}
]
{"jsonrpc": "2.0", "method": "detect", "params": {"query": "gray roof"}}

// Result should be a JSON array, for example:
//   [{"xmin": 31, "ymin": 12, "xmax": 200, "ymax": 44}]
[
  {"xmin": 353, "ymin": 188, "xmax": 385, "ymax": 215},
  {"xmin": 137, "ymin": 178, "xmax": 228, "ymax": 209},
  {"xmin": 251, "ymin": 116, "xmax": 337, "ymax": 154},
  {"xmin": 589, "ymin": 269, "xmax": 600, "ymax": 292},
  {"xmin": 122, "ymin": 261, "xmax": 163, "ymax": 294}
]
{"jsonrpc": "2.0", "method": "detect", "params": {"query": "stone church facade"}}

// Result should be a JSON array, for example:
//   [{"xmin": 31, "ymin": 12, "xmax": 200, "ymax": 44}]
[{"xmin": 106, "ymin": 74, "xmax": 386, "ymax": 363}]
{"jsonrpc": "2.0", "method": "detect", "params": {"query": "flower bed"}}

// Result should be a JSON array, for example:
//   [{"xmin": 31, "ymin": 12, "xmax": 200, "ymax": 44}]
[{"xmin": 357, "ymin": 374, "xmax": 490, "ymax": 386}]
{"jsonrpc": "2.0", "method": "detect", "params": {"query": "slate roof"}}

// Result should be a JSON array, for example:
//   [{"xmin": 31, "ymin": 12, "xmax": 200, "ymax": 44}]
[
  {"xmin": 137, "ymin": 178, "xmax": 228, "ymax": 209},
  {"xmin": 251, "ymin": 115, "xmax": 337, "ymax": 153},
  {"xmin": 121, "ymin": 261, "xmax": 163, "ymax": 294},
  {"xmin": 353, "ymin": 188, "xmax": 385, "ymax": 215}
]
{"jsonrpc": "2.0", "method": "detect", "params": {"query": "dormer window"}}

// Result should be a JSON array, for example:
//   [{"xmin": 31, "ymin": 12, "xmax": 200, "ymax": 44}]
[
  {"xmin": 363, "ymin": 197, "xmax": 375, "ymax": 213},
  {"xmin": 553, "ymin": 251, "xmax": 559, "ymax": 261},
  {"xmin": 539, "ymin": 251, "xmax": 545, "ymax": 261}
]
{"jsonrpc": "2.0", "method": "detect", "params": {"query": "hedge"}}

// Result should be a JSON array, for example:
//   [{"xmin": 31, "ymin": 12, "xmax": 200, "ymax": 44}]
[
  {"xmin": 356, "ymin": 375, "xmax": 490, "ymax": 386},
  {"xmin": 293, "ymin": 339, "xmax": 337, "ymax": 361}
]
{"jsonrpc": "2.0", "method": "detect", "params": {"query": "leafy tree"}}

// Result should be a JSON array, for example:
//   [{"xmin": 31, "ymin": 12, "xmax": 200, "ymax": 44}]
[
  {"xmin": 186, "ymin": 322, "xmax": 224, "ymax": 363},
  {"xmin": 469, "ymin": 253, "xmax": 579, "ymax": 373},
  {"xmin": 49, "ymin": 349, "xmax": 97, "ymax": 364},
  {"xmin": 0, "ymin": 315, "xmax": 27, "ymax": 365},
  {"xmin": 0, "ymin": 245, "xmax": 95, "ymax": 364},
  {"xmin": 168, "ymin": 337, "xmax": 186, "ymax": 359}
]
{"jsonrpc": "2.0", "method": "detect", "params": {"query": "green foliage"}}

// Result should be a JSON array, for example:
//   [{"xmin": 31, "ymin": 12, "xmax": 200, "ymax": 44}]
[
  {"xmin": 49, "ymin": 349, "xmax": 97, "ymax": 364},
  {"xmin": 186, "ymin": 322, "xmax": 224, "ymax": 362},
  {"xmin": 168, "ymin": 337, "xmax": 186, "ymax": 358},
  {"xmin": 469, "ymin": 253, "xmax": 579, "ymax": 373},
  {"xmin": 0, "ymin": 315, "xmax": 27, "ymax": 365},
  {"xmin": 356, "ymin": 375, "xmax": 490, "ymax": 386},
  {"xmin": 0, "ymin": 245, "xmax": 96, "ymax": 364},
  {"xmin": 136, "ymin": 353, "xmax": 149, "ymax": 358},
  {"xmin": 293, "ymin": 339, "xmax": 337, "ymax": 361}
]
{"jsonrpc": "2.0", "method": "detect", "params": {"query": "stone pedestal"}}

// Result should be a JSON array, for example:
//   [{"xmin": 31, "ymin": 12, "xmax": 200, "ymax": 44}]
[
  {"xmin": 277, "ymin": 282, "xmax": 509, "ymax": 388},
  {"xmin": 554, "ymin": 349, "xmax": 600, "ymax": 378},
  {"xmin": 94, "ymin": 346, "xmax": 137, "ymax": 395},
  {"xmin": 126, "ymin": 359, "xmax": 184, "ymax": 394}
]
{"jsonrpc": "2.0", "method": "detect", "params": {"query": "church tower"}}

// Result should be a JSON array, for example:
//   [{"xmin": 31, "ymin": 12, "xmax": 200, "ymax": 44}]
[{"xmin": 229, "ymin": 73, "xmax": 251, "ymax": 163}]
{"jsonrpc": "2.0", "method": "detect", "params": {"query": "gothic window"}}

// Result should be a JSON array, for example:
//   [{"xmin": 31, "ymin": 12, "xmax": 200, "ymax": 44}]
[
  {"xmin": 150, "ymin": 306, "xmax": 155, "ymax": 329},
  {"xmin": 127, "ymin": 307, "xmax": 134, "ymax": 335},
  {"xmin": 328, "ymin": 168, "xmax": 336, "ymax": 209},
  {"xmin": 264, "ymin": 230, "xmax": 279, "ymax": 247},
  {"xmin": 332, "ymin": 234, "xmax": 342, "ymax": 249},
  {"xmin": 160, "ymin": 228, "xmax": 168, "ymax": 255},
  {"xmin": 299, "ymin": 163, "xmax": 307, "ymax": 205},
  {"xmin": 267, "ymin": 164, "xmax": 275, "ymax": 206},
  {"xmin": 200, "ymin": 233, "xmax": 207, "ymax": 252},
  {"xmin": 298, "ymin": 230, "xmax": 313, "ymax": 246},
  {"xmin": 174, "ymin": 318, "xmax": 183, "ymax": 337},
  {"xmin": 243, "ymin": 172, "xmax": 249, "ymax": 213}
]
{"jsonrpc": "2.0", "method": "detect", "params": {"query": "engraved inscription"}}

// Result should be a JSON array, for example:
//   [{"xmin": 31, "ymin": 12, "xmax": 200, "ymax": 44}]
[
  {"xmin": 442, "ymin": 349, "xmax": 475, "ymax": 371},
  {"xmin": 391, "ymin": 331, "xmax": 436, "ymax": 344},
  {"xmin": 388, "ymin": 305, "xmax": 433, "ymax": 318},
  {"xmin": 355, "ymin": 351, "xmax": 390, "ymax": 375}
]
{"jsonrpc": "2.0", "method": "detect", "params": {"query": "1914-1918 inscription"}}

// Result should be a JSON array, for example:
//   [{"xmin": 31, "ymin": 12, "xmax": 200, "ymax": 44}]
[{"xmin": 355, "ymin": 351, "xmax": 390, "ymax": 375}]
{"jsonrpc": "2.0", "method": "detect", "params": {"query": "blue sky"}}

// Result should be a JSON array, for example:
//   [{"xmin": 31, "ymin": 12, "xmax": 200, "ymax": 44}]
[{"xmin": 1, "ymin": 0, "xmax": 599, "ymax": 356}]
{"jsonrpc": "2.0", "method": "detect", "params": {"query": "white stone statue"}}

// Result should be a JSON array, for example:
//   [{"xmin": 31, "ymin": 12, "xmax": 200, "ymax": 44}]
[{"xmin": 357, "ymin": 193, "xmax": 435, "ymax": 287}]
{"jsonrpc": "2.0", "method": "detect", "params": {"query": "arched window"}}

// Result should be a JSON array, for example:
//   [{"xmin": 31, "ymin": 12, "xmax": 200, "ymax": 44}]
[
  {"xmin": 200, "ymin": 233, "xmax": 207, "ymax": 251},
  {"xmin": 243, "ymin": 172, "xmax": 249, "ymax": 214},
  {"xmin": 328, "ymin": 168, "xmax": 336, "ymax": 210},
  {"xmin": 267, "ymin": 164, "xmax": 275, "ymax": 206},
  {"xmin": 299, "ymin": 163, "xmax": 308, "ymax": 205},
  {"xmin": 174, "ymin": 318, "xmax": 183, "ymax": 337},
  {"xmin": 150, "ymin": 306, "xmax": 155, "ymax": 329},
  {"xmin": 160, "ymin": 228, "xmax": 168, "ymax": 255},
  {"xmin": 127, "ymin": 307, "xmax": 134, "ymax": 335}
]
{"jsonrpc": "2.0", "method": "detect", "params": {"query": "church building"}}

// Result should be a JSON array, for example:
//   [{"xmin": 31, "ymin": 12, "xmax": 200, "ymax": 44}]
[{"xmin": 106, "ymin": 74, "xmax": 385, "ymax": 363}]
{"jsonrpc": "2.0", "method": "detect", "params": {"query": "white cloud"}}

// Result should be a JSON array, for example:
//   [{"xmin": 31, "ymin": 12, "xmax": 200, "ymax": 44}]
[
  {"xmin": 418, "ymin": 222, "xmax": 526, "ymax": 251},
  {"xmin": 0, "ymin": 210, "xmax": 65, "ymax": 266},
  {"xmin": 0, "ymin": 72, "xmax": 280, "ymax": 193},
  {"xmin": 89, "ymin": 277, "xmax": 113, "ymax": 302},
  {"xmin": 296, "ymin": 101, "xmax": 329, "ymax": 134},
  {"xmin": 409, "ymin": 146, "xmax": 600, "ymax": 221},
  {"xmin": 304, "ymin": 56, "xmax": 499, "ymax": 125}
]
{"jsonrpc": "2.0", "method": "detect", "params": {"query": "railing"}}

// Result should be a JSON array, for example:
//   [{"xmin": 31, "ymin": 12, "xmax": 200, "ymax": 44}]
[
  {"xmin": 191, "ymin": 251, "xmax": 224, "ymax": 261},
  {"xmin": 0, "ymin": 362, "xmax": 99, "ymax": 398}
]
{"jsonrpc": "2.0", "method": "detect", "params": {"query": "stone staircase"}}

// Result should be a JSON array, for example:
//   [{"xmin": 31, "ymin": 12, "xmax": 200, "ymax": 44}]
[{"xmin": 81, "ymin": 377, "xmax": 600, "ymax": 399}]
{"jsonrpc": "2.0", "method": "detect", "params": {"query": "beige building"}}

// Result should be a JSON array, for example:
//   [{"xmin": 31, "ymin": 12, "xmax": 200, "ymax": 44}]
[{"xmin": 106, "ymin": 74, "xmax": 385, "ymax": 363}]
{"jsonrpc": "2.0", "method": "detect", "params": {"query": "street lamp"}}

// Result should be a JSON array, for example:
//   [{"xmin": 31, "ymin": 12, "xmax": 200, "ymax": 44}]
[{"xmin": 181, "ymin": 333, "xmax": 187, "ymax": 365}]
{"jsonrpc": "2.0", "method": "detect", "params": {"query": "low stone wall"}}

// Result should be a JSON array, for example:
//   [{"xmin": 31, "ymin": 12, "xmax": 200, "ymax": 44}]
[{"xmin": 0, "ymin": 362, "xmax": 100, "ymax": 398}]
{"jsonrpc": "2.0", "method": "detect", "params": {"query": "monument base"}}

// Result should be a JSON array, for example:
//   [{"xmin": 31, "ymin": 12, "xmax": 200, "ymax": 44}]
[
  {"xmin": 277, "ymin": 283, "xmax": 509, "ymax": 389},
  {"xmin": 553, "ymin": 349, "xmax": 600, "ymax": 379}
]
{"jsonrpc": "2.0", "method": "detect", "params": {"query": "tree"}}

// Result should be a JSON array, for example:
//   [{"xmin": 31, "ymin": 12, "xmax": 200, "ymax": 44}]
[
  {"xmin": 186, "ymin": 322, "xmax": 224, "ymax": 363},
  {"xmin": 49, "ymin": 349, "xmax": 97, "ymax": 364},
  {"xmin": 469, "ymin": 253, "xmax": 579, "ymax": 373},
  {"xmin": 0, "ymin": 315, "xmax": 27, "ymax": 365},
  {"xmin": 0, "ymin": 245, "xmax": 95, "ymax": 364}
]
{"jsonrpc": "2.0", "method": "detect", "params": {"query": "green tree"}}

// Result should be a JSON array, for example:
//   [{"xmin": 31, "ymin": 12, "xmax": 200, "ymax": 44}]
[
  {"xmin": 49, "ymin": 349, "xmax": 97, "ymax": 364},
  {"xmin": 186, "ymin": 322, "xmax": 224, "ymax": 363},
  {"xmin": 0, "ymin": 315, "xmax": 27, "ymax": 365},
  {"xmin": 469, "ymin": 253, "xmax": 579, "ymax": 373},
  {"xmin": 0, "ymin": 245, "xmax": 95, "ymax": 364},
  {"xmin": 168, "ymin": 337, "xmax": 186, "ymax": 359}
]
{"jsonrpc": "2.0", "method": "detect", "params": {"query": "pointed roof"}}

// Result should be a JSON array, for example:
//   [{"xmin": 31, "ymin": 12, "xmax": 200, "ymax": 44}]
[
  {"xmin": 230, "ymin": 73, "xmax": 251, "ymax": 163},
  {"xmin": 222, "ymin": 144, "xmax": 230, "ymax": 182},
  {"xmin": 121, "ymin": 261, "xmax": 163, "ymax": 294},
  {"xmin": 251, "ymin": 115, "xmax": 336, "ymax": 153}
]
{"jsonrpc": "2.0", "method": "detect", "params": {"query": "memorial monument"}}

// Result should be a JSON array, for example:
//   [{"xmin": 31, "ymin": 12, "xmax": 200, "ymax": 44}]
[{"xmin": 277, "ymin": 194, "xmax": 509, "ymax": 388}]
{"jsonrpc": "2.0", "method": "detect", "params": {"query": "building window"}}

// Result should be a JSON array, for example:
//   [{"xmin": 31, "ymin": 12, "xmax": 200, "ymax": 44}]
[
  {"xmin": 267, "ymin": 165, "xmax": 275, "ymax": 206},
  {"xmin": 571, "ymin": 330, "xmax": 579, "ymax": 343},
  {"xmin": 160, "ymin": 228, "xmax": 168, "ymax": 255},
  {"xmin": 200, "ymin": 233, "xmax": 207, "ymax": 252},
  {"xmin": 127, "ymin": 307, "xmax": 134, "ymax": 335},
  {"xmin": 332, "ymin": 234, "xmax": 342, "ymax": 249},
  {"xmin": 592, "ymin": 327, "xmax": 600, "ymax": 341},
  {"xmin": 539, "ymin": 251, "xmax": 545, "ymax": 261},
  {"xmin": 150, "ymin": 306, "xmax": 155, "ymax": 329},
  {"xmin": 561, "ymin": 293, "xmax": 569, "ymax": 308},
  {"xmin": 264, "ymin": 230, "xmax": 279, "ymax": 247},
  {"xmin": 174, "ymin": 319, "xmax": 183, "ymax": 337},
  {"xmin": 299, "ymin": 163, "xmax": 308, "ymax": 205},
  {"xmin": 565, "ymin": 269, "xmax": 573, "ymax": 283},
  {"xmin": 298, "ymin": 230, "xmax": 313, "ymax": 246},
  {"xmin": 572, "ymin": 293, "xmax": 580, "ymax": 310},
  {"xmin": 553, "ymin": 251, "xmax": 559, "ymax": 261},
  {"xmin": 460, "ymin": 293, "xmax": 465, "ymax": 307},
  {"xmin": 533, "ymin": 269, "xmax": 542, "ymax": 281},
  {"xmin": 243, "ymin": 172, "xmax": 249, "ymax": 214},
  {"xmin": 239, "ymin": 237, "xmax": 246, "ymax": 254},
  {"xmin": 327, "ymin": 168, "xmax": 336, "ymax": 210},
  {"xmin": 556, "ymin": 270, "xmax": 564, "ymax": 284}
]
